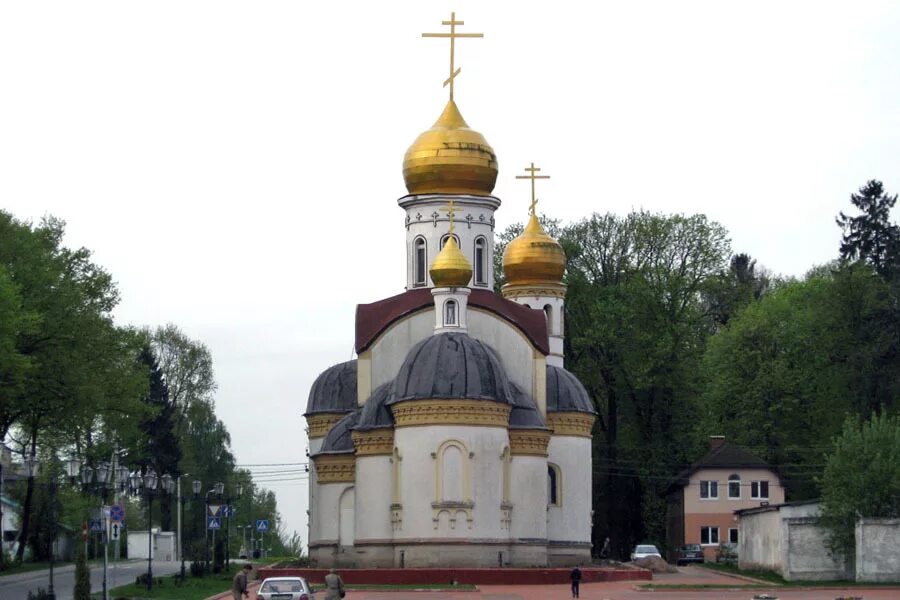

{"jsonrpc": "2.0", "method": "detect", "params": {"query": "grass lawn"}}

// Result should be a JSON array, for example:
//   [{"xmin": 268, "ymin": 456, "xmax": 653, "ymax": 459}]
[
  {"xmin": 343, "ymin": 584, "xmax": 477, "ymax": 590},
  {"xmin": 0, "ymin": 561, "xmax": 71, "ymax": 577},
  {"xmin": 97, "ymin": 567, "xmax": 241, "ymax": 599},
  {"xmin": 684, "ymin": 563, "xmax": 900, "ymax": 588}
]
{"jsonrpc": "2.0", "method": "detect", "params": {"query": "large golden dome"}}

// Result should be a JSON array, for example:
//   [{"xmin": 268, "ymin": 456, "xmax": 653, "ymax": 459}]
[
  {"xmin": 430, "ymin": 235, "xmax": 473, "ymax": 287},
  {"xmin": 403, "ymin": 100, "xmax": 498, "ymax": 196},
  {"xmin": 502, "ymin": 214, "xmax": 566, "ymax": 286}
]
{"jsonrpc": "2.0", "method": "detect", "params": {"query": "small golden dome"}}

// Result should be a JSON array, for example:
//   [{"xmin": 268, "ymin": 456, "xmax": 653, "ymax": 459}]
[
  {"xmin": 502, "ymin": 214, "xmax": 566, "ymax": 285},
  {"xmin": 403, "ymin": 100, "xmax": 498, "ymax": 196},
  {"xmin": 430, "ymin": 235, "xmax": 473, "ymax": 287}
]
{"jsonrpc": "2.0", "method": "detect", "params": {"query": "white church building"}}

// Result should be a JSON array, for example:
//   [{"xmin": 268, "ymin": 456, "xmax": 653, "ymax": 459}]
[{"xmin": 304, "ymin": 18, "xmax": 595, "ymax": 569}]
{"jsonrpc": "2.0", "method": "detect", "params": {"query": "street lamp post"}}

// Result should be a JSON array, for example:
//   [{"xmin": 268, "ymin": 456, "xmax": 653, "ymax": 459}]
[
  {"xmin": 225, "ymin": 482, "xmax": 243, "ymax": 571},
  {"xmin": 67, "ymin": 456, "xmax": 115, "ymax": 600},
  {"xmin": 130, "ymin": 468, "xmax": 171, "ymax": 592},
  {"xmin": 24, "ymin": 454, "xmax": 60, "ymax": 600}
]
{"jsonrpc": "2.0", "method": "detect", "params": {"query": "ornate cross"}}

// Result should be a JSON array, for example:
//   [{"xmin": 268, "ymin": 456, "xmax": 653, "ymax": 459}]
[
  {"xmin": 515, "ymin": 162, "xmax": 551, "ymax": 215},
  {"xmin": 422, "ymin": 12, "xmax": 483, "ymax": 101},
  {"xmin": 440, "ymin": 200, "xmax": 458, "ymax": 234}
]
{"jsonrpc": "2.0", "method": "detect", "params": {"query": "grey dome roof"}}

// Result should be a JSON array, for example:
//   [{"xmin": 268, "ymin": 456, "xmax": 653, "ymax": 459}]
[
  {"xmin": 508, "ymin": 382, "xmax": 546, "ymax": 429},
  {"xmin": 547, "ymin": 366, "xmax": 596, "ymax": 414},
  {"xmin": 305, "ymin": 360, "xmax": 357, "ymax": 416},
  {"xmin": 318, "ymin": 409, "xmax": 361, "ymax": 454},
  {"xmin": 355, "ymin": 381, "xmax": 395, "ymax": 431},
  {"xmin": 389, "ymin": 333, "xmax": 513, "ymax": 404}
]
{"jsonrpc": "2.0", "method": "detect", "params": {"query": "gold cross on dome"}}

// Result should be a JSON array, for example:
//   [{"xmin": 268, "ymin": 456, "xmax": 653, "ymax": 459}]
[
  {"xmin": 422, "ymin": 12, "xmax": 484, "ymax": 101},
  {"xmin": 440, "ymin": 200, "xmax": 458, "ymax": 235},
  {"xmin": 515, "ymin": 162, "xmax": 550, "ymax": 215}
]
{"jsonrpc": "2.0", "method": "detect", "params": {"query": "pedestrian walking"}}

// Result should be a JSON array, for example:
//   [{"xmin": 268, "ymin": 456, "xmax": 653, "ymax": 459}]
[
  {"xmin": 324, "ymin": 568, "xmax": 346, "ymax": 599},
  {"xmin": 232, "ymin": 563, "xmax": 252, "ymax": 600},
  {"xmin": 600, "ymin": 536, "xmax": 611, "ymax": 559},
  {"xmin": 570, "ymin": 565, "xmax": 582, "ymax": 598}
]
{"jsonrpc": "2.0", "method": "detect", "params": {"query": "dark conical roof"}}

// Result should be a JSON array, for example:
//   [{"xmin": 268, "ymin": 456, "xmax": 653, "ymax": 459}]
[
  {"xmin": 546, "ymin": 365, "xmax": 595, "ymax": 414},
  {"xmin": 508, "ymin": 382, "xmax": 547, "ymax": 429},
  {"xmin": 389, "ymin": 333, "xmax": 513, "ymax": 405},
  {"xmin": 317, "ymin": 409, "xmax": 361, "ymax": 454},
  {"xmin": 305, "ymin": 360, "xmax": 357, "ymax": 416},
  {"xmin": 355, "ymin": 381, "xmax": 395, "ymax": 431}
]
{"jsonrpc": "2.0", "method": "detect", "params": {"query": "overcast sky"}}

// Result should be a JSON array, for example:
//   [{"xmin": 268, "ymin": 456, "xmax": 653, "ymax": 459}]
[{"xmin": 2, "ymin": 1, "xmax": 898, "ymax": 542}]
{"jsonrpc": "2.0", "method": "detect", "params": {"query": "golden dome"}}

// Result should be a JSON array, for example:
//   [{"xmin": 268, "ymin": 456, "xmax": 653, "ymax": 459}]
[
  {"xmin": 502, "ymin": 214, "xmax": 566, "ymax": 285},
  {"xmin": 430, "ymin": 235, "xmax": 473, "ymax": 287},
  {"xmin": 403, "ymin": 100, "xmax": 498, "ymax": 196}
]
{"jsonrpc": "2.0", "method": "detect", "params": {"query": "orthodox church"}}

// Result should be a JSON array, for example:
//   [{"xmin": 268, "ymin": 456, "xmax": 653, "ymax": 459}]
[{"xmin": 304, "ymin": 14, "xmax": 595, "ymax": 568}]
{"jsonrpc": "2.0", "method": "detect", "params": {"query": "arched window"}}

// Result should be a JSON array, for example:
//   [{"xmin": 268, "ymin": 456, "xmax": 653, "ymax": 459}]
[
  {"xmin": 728, "ymin": 474, "xmax": 741, "ymax": 499},
  {"xmin": 474, "ymin": 237, "xmax": 487, "ymax": 285},
  {"xmin": 440, "ymin": 233, "xmax": 460, "ymax": 249},
  {"xmin": 548, "ymin": 463, "xmax": 562, "ymax": 506},
  {"xmin": 414, "ymin": 237, "xmax": 427, "ymax": 286},
  {"xmin": 544, "ymin": 304, "xmax": 553, "ymax": 334},
  {"xmin": 444, "ymin": 300, "xmax": 457, "ymax": 326}
]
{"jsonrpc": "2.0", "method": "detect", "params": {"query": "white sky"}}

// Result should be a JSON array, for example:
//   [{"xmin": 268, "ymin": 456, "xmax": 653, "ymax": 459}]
[{"xmin": 2, "ymin": 1, "xmax": 898, "ymax": 542}]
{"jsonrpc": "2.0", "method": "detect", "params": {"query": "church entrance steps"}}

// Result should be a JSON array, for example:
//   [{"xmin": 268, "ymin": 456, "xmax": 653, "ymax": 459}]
[{"xmin": 255, "ymin": 566, "xmax": 651, "ymax": 586}]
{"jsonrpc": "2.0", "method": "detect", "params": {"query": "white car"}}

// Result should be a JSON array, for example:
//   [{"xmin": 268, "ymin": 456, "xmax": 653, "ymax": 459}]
[
  {"xmin": 630, "ymin": 544, "xmax": 662, "ymax": 561},
  {"xmin": 256, "ymin": 576, "xmax": 316, "ymax": 600}
]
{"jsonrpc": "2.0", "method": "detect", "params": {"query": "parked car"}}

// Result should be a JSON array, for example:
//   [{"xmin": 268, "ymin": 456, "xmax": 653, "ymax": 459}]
[
  {"xmin": 257, "ymin": 576, "xmax": 316, "ymax": 600},
  {"xmin": 630, "ymin": 544, "xmax": 662, "ymax": 562},
  {"xmin": 716, "ymin": 542, "xmax": 738, "ymax": 564},
  {"xmin": 675, "ymin": 543, "xmax": 705, "ymax": 565}
]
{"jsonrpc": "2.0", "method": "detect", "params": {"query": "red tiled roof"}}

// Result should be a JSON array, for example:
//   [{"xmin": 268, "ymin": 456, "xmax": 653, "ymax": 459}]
[{"xmin": 355, "ymin": 288, "xmax": 549, "ymax": 354}]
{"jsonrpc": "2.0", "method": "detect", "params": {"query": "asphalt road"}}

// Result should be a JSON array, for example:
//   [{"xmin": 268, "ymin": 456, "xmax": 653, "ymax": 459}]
[{"xmin": 0, "ymin": 559, "xmax": 182, "ymax": 600}]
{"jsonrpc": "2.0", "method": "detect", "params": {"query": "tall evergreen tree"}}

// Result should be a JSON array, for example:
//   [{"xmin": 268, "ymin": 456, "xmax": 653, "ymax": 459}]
[
  {"xmin": 836, "ymin": 180, "xmax": 900, "ymax": 279},
  {"xmin": 137, "ymin": 345, "xmax": 181, "ymax": 530}
]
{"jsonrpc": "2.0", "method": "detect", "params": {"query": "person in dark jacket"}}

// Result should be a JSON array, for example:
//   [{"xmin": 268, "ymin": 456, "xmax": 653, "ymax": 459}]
[
  {"xmin": 570, "ymin": 565, "xmax": 582, "ymax": 598},
  {"xmin": 231, "ymin": 563, "xmax": 252, "ymax": 599}
]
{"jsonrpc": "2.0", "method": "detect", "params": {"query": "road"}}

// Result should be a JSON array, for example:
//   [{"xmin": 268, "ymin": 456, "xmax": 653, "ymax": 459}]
[{"xmin": 0, "ymin": 559, "xmax": 182, "ymax": 600}]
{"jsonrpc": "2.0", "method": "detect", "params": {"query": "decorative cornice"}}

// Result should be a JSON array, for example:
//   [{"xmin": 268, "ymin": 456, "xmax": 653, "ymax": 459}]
[
  {"xmin": 547, "ymin": 412, "xmax": 595, "ymax": 438},
  {"xmin": 312, "ymin": 454, "xmax": 356, "ymax": 483},
  {"xmin": 306, "ymin": 413, "xmax": 348, "ymax": 439},
  {"xmin": 391, "ymin": 400, "xmax": 511, "ymax": 428},
  {"xmin": 351, "ymin": 428, "xmax": 395, "ymax": 456},
  {"xmin": 501, "ymin": 282, "xmax": 567, "ymax": 300},
  {"xmin": 509, "ymin": 429, "xmax": 551, "ymax": 456}
]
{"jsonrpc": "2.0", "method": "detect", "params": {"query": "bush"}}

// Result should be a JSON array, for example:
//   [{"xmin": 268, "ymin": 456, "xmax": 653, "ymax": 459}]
[
  {"xmin": 190, "ymin": 560, "xmax": 206, "ymax": 578},
  {"xmin": 27, "ymin": 589, "xmax": 51, "ymax": 600}
]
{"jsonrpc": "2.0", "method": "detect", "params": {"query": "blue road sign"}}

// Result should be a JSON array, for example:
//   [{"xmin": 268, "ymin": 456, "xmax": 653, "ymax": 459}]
[
  {"xmin": 89, "ymin": 519, "xmax": 103, "ymax": 532},
  {"xmin": 110, "ymin": 504, "xmax": 125, "ymax": 523},
  {"xmin": 207, "ymin": 516, "xmax": 221, "ymax": 530},
  {"xmin": 222, "ymin": 505, "xmax": 235, "ymax": 518},
  {"xmin": 256, "ymin": 519, "xmax": 268, "ymax": 532}
]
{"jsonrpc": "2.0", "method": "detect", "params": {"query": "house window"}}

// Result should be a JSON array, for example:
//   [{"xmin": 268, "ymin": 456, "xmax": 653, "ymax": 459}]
[
  {"xmin": 751, "ymin": 480, "xmax": 769, "ymax": 499},
  {"xmin": 544, "ymin": 304, "xmax": 553, "ymax": 335},
  {"xmin": 729, "ymin": 528, "xmax": 739, "ymax": 544},
  {"xmin": 700, "ymin": 480, "xmax": 718, "ymax": 499},
  {"xmin": 444, "ymin": 300, "xmax": 457, "ymax": 326},
  {"xmin": 548, "ymin": 464, "xmax": 561, "ymax": 506},
  {"xmin": 474, "ymin": 237, "xmax": 487, "ymax": 285},
  {"xmin": 728, "ymin": 474, "xmax": 741, "ymax": 499},
  {"xmin": 414, "ymin": 237, "xmax": 427, "ymax": 286},
  {"xmin": 440, "ymin": 233, "xmax": 459, "ymax": 249},
  {"xmin": 700, "ymin": 526, "xmax": 720, "ymax": 546}
]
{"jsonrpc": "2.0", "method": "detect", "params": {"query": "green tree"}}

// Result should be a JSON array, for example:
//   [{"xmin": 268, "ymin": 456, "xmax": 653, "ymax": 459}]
[
  {"xmin": 699, "ymin": 263, "xmax": 900, "ymax": 498},
  {"xmin": 73, "ymin": 545, "xmax": 91, "ymax": 600},
  {"xmin": 0, "ymin": 212, "xmax": 147, "ymax": 561},
  {"xmin": 820, "ymin": 413, "xmax": 900, "ymax": 557},
  {"xmin": 703, "ymin": 253, "xmax": 771, "ymax": 328},
  {"xmin": 836, "ymin": 180, "xmax": 900, "ymax": 279}
]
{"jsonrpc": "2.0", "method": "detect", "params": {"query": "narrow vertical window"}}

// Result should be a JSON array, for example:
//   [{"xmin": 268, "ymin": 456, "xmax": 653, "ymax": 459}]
[
  {"xmin": 548, "ymin": 464, "xmax": 561, "ymax": 506},
  {"xmin": 474, "ymin": 237, "xmax": 487, "ymax": 285},
  {"xmin": 444, "ymin": 300, "xmax": 457, "ymax": 326},
  {"xmin": 544, "ymin": 304, "xmax": 553, "ymax": 335},
  {"xmin": 728, "ymin": 474, "xmax": 741, "ymax": 499},
  {"xmin": 414, "ymin": 237, "xmax": 427, "ymax": 286}
]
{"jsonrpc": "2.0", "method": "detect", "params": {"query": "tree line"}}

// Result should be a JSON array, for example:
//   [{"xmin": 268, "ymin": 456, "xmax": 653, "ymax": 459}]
[
  {"xmin": 495, "ymin": 179, "xmax": 900, "ymax": 559},
  {"xmin": 0, "ymin": 211, "xmax": 291, "ymax": 568}
]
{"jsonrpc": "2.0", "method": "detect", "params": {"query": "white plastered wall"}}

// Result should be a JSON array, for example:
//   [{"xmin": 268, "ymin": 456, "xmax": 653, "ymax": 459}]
[
  {"xmin": 307, "ymin": 436, "xmax": 325, "ymax": 544},
  {"xmin": 547, "ymin": 435, "xmax": 592, "ymax": 545},
  {"xmin": 509, "ymin": 454, "xmax": 549, "ymax": 542},
  {"xmin": 393, "ymin": 424, "xmax": 509, "ymax": 542},
  {"xmin": 354, "ymin": 455, "xmax": 393, "ymax": 543}
]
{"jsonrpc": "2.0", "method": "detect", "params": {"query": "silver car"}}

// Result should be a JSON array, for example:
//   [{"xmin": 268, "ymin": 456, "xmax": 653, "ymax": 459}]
[
  {"xmin": 257, "ymin": 576, "xmax": 316, "ymax": 600},
  {"xmin": 630, "ymin": 543, "xmax": 662, "ymax": 561}
]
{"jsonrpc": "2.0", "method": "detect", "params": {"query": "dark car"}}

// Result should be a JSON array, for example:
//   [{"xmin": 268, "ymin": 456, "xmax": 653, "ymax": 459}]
[{"xmin": 675, "ymin": 543, "xmax": 705, "ymax": 565}]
